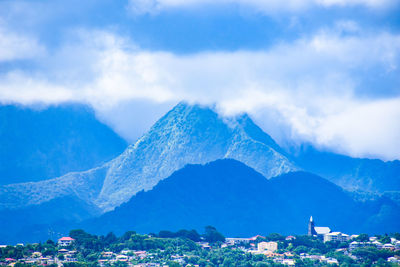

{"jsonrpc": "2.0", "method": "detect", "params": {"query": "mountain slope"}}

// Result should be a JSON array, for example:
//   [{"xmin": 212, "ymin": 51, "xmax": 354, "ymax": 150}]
[
  {"xmin": 294, "ymin": 146, "xmax": 400, "ymax": 193},
  {"xmin": 85, "ymin": 159, "xmax": 400, "ymax": 236},
  {"xmin": 0, "ymin": 195, "xmax": 101, "ymax": 244},
  {"xmin": 0, "ymin": 104, "xmax": 127, "ymax": 185}
]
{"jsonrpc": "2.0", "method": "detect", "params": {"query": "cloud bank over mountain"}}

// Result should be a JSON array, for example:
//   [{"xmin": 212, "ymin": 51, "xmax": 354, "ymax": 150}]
[{"xmin": 0, "ymin": 0, "xmax": 399, "ymax": 160}]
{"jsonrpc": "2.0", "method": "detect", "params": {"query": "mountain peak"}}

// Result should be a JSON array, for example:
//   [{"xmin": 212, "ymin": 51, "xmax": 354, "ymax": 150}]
[{"xmin": 96, "ymin": 102, "xmax": 296, "ymax": 211}]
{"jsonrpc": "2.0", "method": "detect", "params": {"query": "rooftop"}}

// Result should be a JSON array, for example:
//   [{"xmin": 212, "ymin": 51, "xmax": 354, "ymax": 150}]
[
  {"xmin": 314, "ymin": 227, "xmax": 331, "ymax": 235},
  {"xmin": 58, "ymin": 237, "xmax": 75, "ymax": 241}
]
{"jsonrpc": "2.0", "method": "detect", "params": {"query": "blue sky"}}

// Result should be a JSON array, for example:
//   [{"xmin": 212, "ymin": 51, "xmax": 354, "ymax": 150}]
[{"xmin": 0, "ymin": 0, "xmax": 400, "ymax": 160}]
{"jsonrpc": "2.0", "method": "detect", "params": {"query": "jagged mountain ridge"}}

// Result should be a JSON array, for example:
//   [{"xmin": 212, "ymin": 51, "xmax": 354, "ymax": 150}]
[
  {"xmin": 95, "ymin": 103, "xmax": 296, "ymax": 211},
  {"xmin": 0, "ymin": 103, "xmax": 296, "ymax": 213}
]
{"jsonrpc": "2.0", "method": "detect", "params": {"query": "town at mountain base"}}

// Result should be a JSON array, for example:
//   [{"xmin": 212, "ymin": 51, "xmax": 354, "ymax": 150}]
[{"xmin": 2, "ymin": 226, "xmax": 400, "ymax": 267}]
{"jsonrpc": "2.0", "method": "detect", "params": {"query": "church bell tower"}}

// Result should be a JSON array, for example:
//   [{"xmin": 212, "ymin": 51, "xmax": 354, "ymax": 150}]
[{"xmin": 308, "ymin": 216, "xmax": 316, "ymax": 236}]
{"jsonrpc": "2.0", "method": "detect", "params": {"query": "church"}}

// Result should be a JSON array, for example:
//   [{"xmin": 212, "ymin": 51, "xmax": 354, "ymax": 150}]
[
  {"xmin": 308, "ymin": 216, "xmax": 351, "ymax": 242},
  {"xmin": 308, "ymin": 216, "xmax": 331, "ymax": 238}
]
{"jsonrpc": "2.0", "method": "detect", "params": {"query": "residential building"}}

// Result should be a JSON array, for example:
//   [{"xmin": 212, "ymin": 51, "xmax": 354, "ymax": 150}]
[
  {"xmin": 258, "ymin": 241, "xmax": 278, "ymax": 252},
  {"xmin": 58, "ymin": 237, "xmax": 75, "ymax": 247},
  {"xmin": 383, "ymin": 243, "xmax": 395, "ymax": 250},
  {"xmin": 323, "ymin": 232, "xmax": 350, "ymax": 242},
  {"xmin": 395, "ymin": 241, "xmax": 400, "ymax": 250},
  {"xmin": 285, "ymin": 236, "xmax": 296, "ymax": 241}
]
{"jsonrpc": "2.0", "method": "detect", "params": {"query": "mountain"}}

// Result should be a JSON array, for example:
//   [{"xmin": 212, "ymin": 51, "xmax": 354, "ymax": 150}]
[
  {"xmin": 0, "ymin": 102, "xmax": 296, "ymax": 215},
  {"xmin": 0, "ymin": 104, "xmax": 127, "ymax": 185},
  {"xmin": 94, "ymin": 103, "xmax": 296, "ymax": 211},
  {"xmin": 1, "ymin": 102, "xmax": 399, "ymax": 243},
  {"xmin": 84, "ymin": 159, "xmax": 400, "ymax": 237},
  {"xmin": 294, "ymin": 145, "xmax": 400, "ymax": 194}
]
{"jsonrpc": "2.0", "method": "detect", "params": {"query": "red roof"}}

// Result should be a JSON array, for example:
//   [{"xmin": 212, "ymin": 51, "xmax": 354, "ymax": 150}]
[{"xmin": 58, "ymin": 237, "xmax": 75, "ymax": 241}]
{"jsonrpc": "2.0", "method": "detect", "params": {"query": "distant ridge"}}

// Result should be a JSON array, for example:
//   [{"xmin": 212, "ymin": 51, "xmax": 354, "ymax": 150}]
[
  {"xmin": 294, "ymin": 145, "xmax": 400, "ymax": 194},
  {"xmin": 0, "ymin": 104, "xmax": 127, "ymax": 185}
]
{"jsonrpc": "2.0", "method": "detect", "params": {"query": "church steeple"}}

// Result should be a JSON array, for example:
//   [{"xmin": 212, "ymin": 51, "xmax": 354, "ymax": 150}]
[{"xmin": 308, "ymin": 216, "xmax": 316, "ymax": 236}]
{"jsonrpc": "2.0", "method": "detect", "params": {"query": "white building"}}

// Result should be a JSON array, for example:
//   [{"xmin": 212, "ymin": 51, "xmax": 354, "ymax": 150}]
[
  {"xmin": 58, "ymin": 237, "xmax": 75, "ymax": 247},
  {"xmin": 383, "ymin": 244, "xmax": 395, "ymax": 250},
  {"xmin": 258, "ymin": 241, "xmax": 278, "ymax": 252},
  {"xmin": 323, "ymin": 232, "xmax": 350, "ymax": 243}
]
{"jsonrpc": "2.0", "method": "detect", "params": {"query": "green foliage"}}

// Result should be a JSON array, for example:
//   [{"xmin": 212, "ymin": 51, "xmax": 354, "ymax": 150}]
[
  {"xmin": 379, "ymin": 234, "xmax": 391, "ymax": 244},
  {"xmin": 63, "ymin": 262, "xmax": 88, "ymax": 267},
  {"xmin": 294, "ymin": 245, "xmax": 308, "ymax": 254},
  {"xmin": 355, "ymin": 234, "xmax": 369, "ymax": 242},
  {"xmin": 255, "ymin": 262, "xmax": 269, "ymax": 267},
  {"xmin": 167, "ymin": 261, "xmax": 181, "ymax": 267},
  {"xmin": 43, "ymin": 247, "xmax": 57, "ymax": 256},
  {"xmin": 204, "ymin": 226, "xmax": 225, "ymax": 243},
  {"xmin": 120, "ymin": 231, "xmax": 136, "ymax": 241},
  {"xmin": 266, "ymin": 233, "xmax": 285, "ymax": 241},
  {"xmin": 0, "ymin": 245, "xmax": 25, "ymax": 259},
  {"xmin": 112, "ymin": 261, "xmax": 128, "ymax": 267},
  {"xmin": 157, "ymin": 229, "xmax": 201, "ymax": 242},
  {"xmin": 352, "ymin": 247, "xmax": 394, "ymax": 262}
]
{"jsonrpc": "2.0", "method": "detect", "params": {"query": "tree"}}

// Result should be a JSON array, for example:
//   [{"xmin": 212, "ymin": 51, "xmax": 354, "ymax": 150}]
[
  {"xmin": 46, "ymin": 239, "xmax": 55, "ymax": 245},
  {"xmin": 266, "ymin": 233, "xmax": 285, "ymax": 241},
  {"xmin": 167, "ymin": 261, "xmax": 180, "ymax": 267},
  {"xmin": 355, "ymin": 234, "xmax": 369, "ymax": 242},
  {"xmin": 176, "ymin": 229, "xmax": 201, "ymax": 242},
  {"xmin": 379, "ymin": 235, "xmax": 391, "ymax": 244},
  {"xmin": 63, "ymin": 263, "xmax": 87, "ymax": 267},
  {"xmin": 204, "ymin": 226, "xmax": 225, "ymax": 243},
  {"xmin": 294, "ymin": 245, "xmax": 308, "ymax": 254},
  {"xmin": 104, "ymin": 232, "xmax": 117, "ymax": 245},
  {"xmin": 158, "ymin": 230, "xmax": 176, "ymax": 238},
  {"xmin": 352, "ymin": 247, "xmax": 394, "ymax": 262},
  {"xmin": 120, "ymin": 231, "xmax": 136, "ymax": 241},
  {"xmin": 112, "ymin": 261, "xmax": 128, "ymax": 267},
  {"xmin": 43, "ymin": 248, "xmax": 56, "ymax": 257}
]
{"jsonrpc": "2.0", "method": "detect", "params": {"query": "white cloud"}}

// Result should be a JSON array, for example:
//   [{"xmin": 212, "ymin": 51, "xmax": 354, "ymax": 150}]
[
  {"xmin": 127, "ymin": 0, "xmax": 397, "ymax": 15},
  {"xmin": 127, "ymin": 0, "xmax": 162, "ymax": 15},
  {"xmin": 0, "ymin": 24, "xmax": 45, "ymax": 61},
  {"xmin": 0, "ymin": 27, "xmax": 399, "ymax": 160}
]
